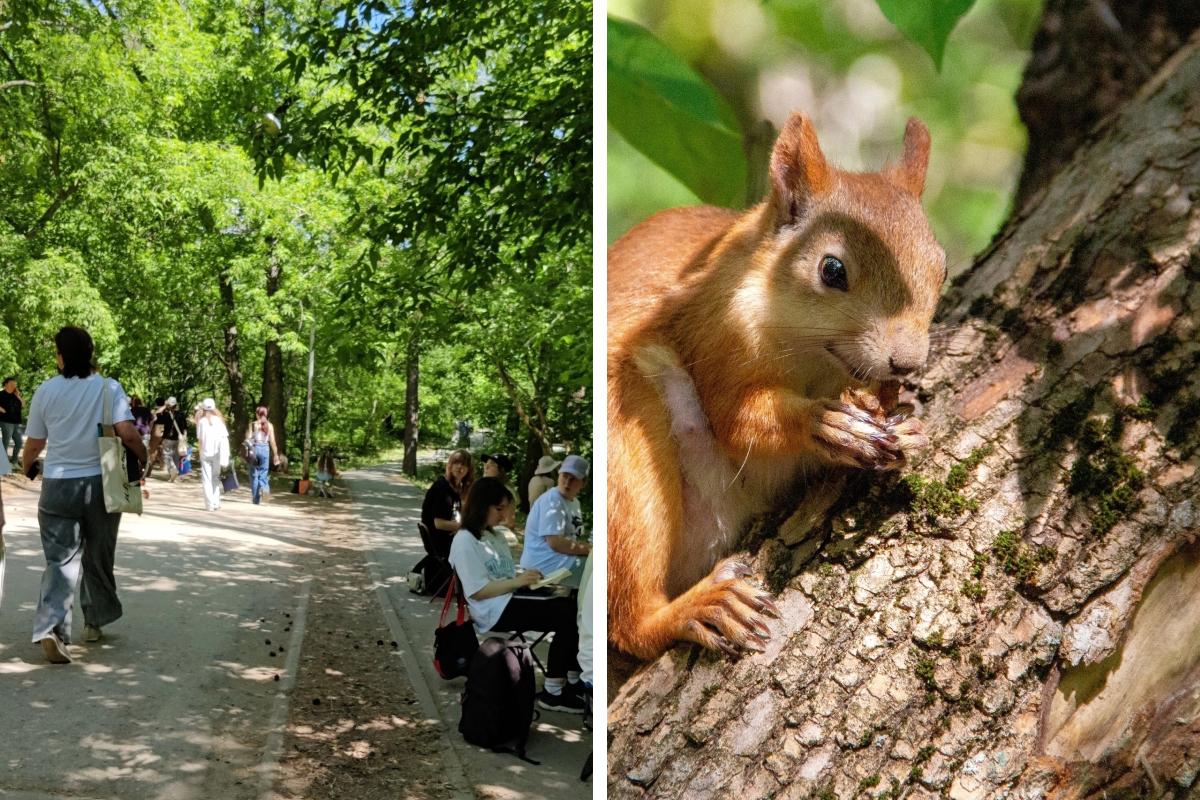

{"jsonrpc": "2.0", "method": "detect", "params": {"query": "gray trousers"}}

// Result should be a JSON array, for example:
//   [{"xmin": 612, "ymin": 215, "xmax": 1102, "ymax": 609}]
[
  {"xmin": 0, "ymin": 421, "xmax": 21, "ymax": 464},
  {"xmin": 32, "ymin": 476, "xmax": 123, "ymax": 644}
]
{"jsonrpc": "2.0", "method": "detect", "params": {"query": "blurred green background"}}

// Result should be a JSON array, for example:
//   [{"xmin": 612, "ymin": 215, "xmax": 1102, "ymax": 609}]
[{"xmin": 608, "ymin": 0, "xmax": 1044, "ymax": 277}]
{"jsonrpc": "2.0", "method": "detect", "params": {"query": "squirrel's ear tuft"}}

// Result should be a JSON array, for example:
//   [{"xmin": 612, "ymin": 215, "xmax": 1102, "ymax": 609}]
[
  {"xmin": 769, "ymin": 113, "xmax": 832, "ymax": 226},
  {"xmin": 890, "ymin": 117, "xmax": 931, "ymax": 198}
]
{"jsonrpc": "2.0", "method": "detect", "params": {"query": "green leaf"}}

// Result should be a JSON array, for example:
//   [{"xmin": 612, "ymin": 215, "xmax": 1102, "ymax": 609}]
[
  {"xmin": 607, "ymin": 16, "xmax": 746, "ymax": 207},
  {"xmin": 873, "ymin": 0, "xmax": 978, "ymax": 69}
]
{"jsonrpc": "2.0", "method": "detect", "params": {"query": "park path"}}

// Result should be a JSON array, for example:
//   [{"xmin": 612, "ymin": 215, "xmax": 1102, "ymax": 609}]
[{"xmin": 0, "ymin": 463, "xmax": 590, "ymax": 800}]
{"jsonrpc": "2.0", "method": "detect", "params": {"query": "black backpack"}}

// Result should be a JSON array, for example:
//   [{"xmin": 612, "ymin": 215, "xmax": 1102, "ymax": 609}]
[{"xmin": 458, "ymin": 639, "xmax": 539, "ymax": 763}]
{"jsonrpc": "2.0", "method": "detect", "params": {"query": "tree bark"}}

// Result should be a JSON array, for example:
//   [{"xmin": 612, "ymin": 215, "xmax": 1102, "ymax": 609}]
[
  {"xmin": 218, "ymin": 267, "xmax": 250, "ymax": 440},
  {"xmin": 402, "ymin": 330, "xmax": 419, "ymax": 476},
  {"xmin": 608, "ymin": 40, "xmax": 1200, "ymax": 800},
  {"xmin": 1014, "ymin": 0, "xmax": 1200, "ymax": 207},
  {"xmin": 261, "ymin": 251, "xmax": 287, "ymax": 456}
]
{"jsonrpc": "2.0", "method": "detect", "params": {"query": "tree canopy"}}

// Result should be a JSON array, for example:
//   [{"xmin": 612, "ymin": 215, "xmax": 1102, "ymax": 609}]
[{"xmin": 0, "ymin": 0, "xmax": 592, "ymax": 474}]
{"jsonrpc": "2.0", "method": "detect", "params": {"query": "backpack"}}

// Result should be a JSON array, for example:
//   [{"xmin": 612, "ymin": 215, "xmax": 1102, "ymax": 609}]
[{"xmin": 458, "ymin": 639, "xmax": 539, "ymax": 763}]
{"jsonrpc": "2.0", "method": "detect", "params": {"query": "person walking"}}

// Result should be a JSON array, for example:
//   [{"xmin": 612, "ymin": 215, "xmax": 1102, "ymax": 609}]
[
  {"xmin": 0, "ymin": 376, "xmax": 23, "ymax": 468},
  {"xmin": 152, "ymin": 398, "xmax": 187, "ymax": 481},
  {"xmin": 196, "ymin": 399, "xmax": 229, "ymax": 511},
  {"xmin": 246, "ymin": 406, "xmax": 280, "ymax": 504},
  {"xmin": 20, "ymin": 326, "xmax": 147, "ymax": 663}
]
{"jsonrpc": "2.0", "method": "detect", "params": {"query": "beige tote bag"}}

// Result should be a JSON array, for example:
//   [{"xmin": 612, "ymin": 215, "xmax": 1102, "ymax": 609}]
[{"xmin": 99, "ymin": 378, "xmax": 143, "ymax": 515}]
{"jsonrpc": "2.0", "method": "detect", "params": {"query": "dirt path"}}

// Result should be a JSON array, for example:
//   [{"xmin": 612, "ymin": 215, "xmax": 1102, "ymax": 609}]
[{"xmin": 0, "ymin": 464, "xmax": 590, "ymax": 800}]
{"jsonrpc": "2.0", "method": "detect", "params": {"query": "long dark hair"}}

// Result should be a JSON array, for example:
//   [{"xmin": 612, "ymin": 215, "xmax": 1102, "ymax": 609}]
[
  {"xmin": 55, "ymin": 326, "xmax": 94, "ymax": 379},
  {"xmin": 461, "ymin": 477, "xmax": 513, "ymax": 540}
]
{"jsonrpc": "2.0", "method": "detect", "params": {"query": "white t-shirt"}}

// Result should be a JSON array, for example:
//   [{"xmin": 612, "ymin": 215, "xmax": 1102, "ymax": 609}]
[
  {"xmin": 25, "ymin": 374, "xmax": 133, "ymax": 479},
  {"xmin": 520, "ymin": 487, "xmax": 583, "ymax": 577},
  {"xmin": 197, "ymin": 416, "xmax": 229, "ymax": 458},
  {"xmin": 449, "ymin": 528, "xmax": 516, "ymax": 633}
]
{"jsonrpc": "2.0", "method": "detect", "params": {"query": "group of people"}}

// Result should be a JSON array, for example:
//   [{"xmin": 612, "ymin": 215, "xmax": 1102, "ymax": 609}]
[
  {"xmin": 131, "ymin": 397, "xmax": 281, "ymax": 507},
  {"xmin": 420, "ymin": 448, "xmax": 593, "ymax": 715},
  {"xmin": 0, "ymin": 325, "xmax": 298, "ymax": 663}
]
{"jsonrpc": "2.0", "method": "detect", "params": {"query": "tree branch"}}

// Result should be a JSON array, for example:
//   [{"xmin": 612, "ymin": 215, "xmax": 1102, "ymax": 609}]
[
  {"xmin": 0, "ymin": 79, "xmax": 35, "ymax": 91},
  {"xmin": 25, "ymin": 181, "xmax": 81, "ymax": 241}
]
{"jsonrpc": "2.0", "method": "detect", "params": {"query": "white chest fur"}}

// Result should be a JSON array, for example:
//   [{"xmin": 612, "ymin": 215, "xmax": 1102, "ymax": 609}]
[{"xmin": 635, "ymin": 344, "xmax": 807, "ymax": 596}]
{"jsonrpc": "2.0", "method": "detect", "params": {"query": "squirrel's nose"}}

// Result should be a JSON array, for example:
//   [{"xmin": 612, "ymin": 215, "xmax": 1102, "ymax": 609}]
[{"xmin": 888, "ymin": 356, "xmax": 918, "ymax": 376}]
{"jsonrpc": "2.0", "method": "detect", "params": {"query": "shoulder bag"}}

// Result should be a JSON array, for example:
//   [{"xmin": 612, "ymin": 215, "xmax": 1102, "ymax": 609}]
[
  {"xmin": 433, "ymin": 575, "xmax": 478, "ymax": 680},
  {"xmin": 99, "ymin": 379, "xmax": 143, "ymax": 515}
]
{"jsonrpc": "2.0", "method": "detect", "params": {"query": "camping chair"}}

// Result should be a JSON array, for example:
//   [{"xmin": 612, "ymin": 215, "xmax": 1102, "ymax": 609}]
[{"xmin": 412, "ymin": 522, "xmax": 453, "ymax": 597}]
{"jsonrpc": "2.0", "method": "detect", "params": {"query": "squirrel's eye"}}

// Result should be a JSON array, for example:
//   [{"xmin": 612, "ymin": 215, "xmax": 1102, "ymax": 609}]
[{"xmin": 820, "ymin": 255, "xmax": 848, "ymax": 291}]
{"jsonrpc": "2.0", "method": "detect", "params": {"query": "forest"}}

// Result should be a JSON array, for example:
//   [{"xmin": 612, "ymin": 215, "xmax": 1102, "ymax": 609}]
[{"xmin": 0, "ymin": 0, "xmax": 592, "ymax": 483}]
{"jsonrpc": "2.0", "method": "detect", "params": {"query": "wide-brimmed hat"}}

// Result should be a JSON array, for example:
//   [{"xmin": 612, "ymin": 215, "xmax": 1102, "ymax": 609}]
[
  {"xmin": 560, "ymin": 454, "xmax": 589, "ymax": 479},
  {"xmin": 534, "ymin": 455, "xmax": 561, "ymax": 475}
]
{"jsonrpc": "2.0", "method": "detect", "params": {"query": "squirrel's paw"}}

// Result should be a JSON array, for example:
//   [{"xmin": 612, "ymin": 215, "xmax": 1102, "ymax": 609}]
[
  {"xmin": 673, "ymin": 558, "xmax": 779, "ymax": 656},
  {"xmin": 812, "ymin": 399, "xmax": 902, "ymax": 470},
  {"xmin": 887, "ymin": 414, "xmax": 929, "ymax": 460}
]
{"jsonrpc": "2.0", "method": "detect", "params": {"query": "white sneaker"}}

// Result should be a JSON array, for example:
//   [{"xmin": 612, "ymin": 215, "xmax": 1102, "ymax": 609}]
[{"xmin": 40, "ymin": 632, "xmax": 71, "ymax": 663}]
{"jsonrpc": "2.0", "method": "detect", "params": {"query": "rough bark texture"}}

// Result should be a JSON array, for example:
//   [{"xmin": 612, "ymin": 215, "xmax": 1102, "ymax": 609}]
[
  {"xmin": 1015, "ymin": 0, "xmax": 1200, "ymax": 207},
  {"xmin": 218, "ymin": 267, "xmax": 250, "ymax": 439},
  {"xmin": 402, "ymin": 332, "xmax": 419, "ymax": 476},
  {"xmin": 608, "ymin": 40, "xmax": 1200, "ymax": 800},
  {"xmin": 262, "ymin": 255, "xmax": 288, "ymax": 456}
]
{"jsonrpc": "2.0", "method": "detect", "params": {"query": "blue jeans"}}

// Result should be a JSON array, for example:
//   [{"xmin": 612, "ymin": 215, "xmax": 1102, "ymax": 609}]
[
  {"xmin": 251, "ymin": 444, "xmax": 271, "ymax": 504},
  {"xmin": 0, "ymin": 421, "xmax": 21, "ymax": 464},
  {"xmin": 33, "ymin": 476, "xmax": 123, "ymax": 644}
]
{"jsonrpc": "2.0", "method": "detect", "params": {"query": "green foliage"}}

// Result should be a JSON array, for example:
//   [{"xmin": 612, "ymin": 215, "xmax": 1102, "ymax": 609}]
[
  {"xmin": 0, "ymin": 0, "xmax": 592, "ymax": 472},
  {"xmin": 607, "ymin": 16, "xmax": 746, "ymax": 207},
  {"xmin": 607, "ymin": 0, "xmax": 1041, "ymax": 273},
  {"xmin": 873, "ymin": 0, "xmax": 979, "ymax": 69}
]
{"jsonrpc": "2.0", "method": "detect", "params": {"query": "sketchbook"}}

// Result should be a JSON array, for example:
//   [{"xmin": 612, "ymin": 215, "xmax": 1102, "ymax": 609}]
[{"xmin": 530, "ymin": 567, "xmax": 572, "ymax": 590}]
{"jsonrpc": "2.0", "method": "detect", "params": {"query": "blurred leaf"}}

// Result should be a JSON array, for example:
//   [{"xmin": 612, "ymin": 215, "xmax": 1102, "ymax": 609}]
[
  {"xmin": 608, "ymin": 16, "xmax": 746, "ymax": 207},
  {"xmin": 874, "ymin": 0, "xmax": 977, "ymax": 69}
]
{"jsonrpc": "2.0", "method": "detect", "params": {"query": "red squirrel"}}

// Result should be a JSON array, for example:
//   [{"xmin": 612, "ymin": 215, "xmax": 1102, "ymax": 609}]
[{"xmin": 608, "ymin": 113, "xmax": 946, "ymax": 661}]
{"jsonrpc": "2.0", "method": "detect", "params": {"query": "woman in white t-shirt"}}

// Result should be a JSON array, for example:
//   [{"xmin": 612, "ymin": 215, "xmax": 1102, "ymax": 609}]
[
  {"xmin": 449, "ymin": 477, "xmax": 585, "ymax": 713},
  {"xmin": 196, "ymin": 399, "xmax": 230, "ymax": 511},
  {"xmin": 21, "ymin": 326, "xmax": 147, "ymax": 663}
]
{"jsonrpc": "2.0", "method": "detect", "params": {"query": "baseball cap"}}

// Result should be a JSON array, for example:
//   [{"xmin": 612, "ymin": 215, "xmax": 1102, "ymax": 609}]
[
  {"xmin": 165, "ymin": 397, "xmax": 178, "ymax": 408},
  {"xmin": 201, "ymin": 398, "xmax": 217, "ymax": 411},
  {"xmin": 560, "ymin": 454, "xmax": 589, "ymax": 479}
]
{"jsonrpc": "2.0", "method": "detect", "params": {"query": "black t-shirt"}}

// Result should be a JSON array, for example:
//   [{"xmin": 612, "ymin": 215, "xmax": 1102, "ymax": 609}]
[
  {"xmin": 0, "ymin": 390, "xmax": 21, "ymax": 424},
  {"xmin": 421, "ymin": 476, "xmax": 461, "ymax": 556},
  {"xmin": 157, "ymin": 410, "xmax": 187, "ymax": 439}
]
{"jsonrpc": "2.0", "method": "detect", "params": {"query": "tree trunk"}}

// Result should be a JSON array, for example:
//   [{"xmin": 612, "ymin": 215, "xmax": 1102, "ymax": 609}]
[
  {"xmin": 608, "ymin": 40, "xmax": 1200, "ymax": 800},
  {"xmin": 261, "ymin": 253, "xmax": 287, "ymax": 456},
  {"xmin": 1014, "ymin": 0, "xmax": 1200, "ymax": 207},
  {"xmin": 218, "ymin": 267, "xmax": 250, "ymax": 439},
  {"xmin": 402, "ymin": 330, "xmax": 419, "ymax": 476}
]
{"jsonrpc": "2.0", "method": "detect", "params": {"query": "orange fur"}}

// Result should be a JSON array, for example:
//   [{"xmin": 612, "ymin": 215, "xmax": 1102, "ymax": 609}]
[{"xmin": 608, "ymin": 112, "xmax": 946, "ymax": 661}]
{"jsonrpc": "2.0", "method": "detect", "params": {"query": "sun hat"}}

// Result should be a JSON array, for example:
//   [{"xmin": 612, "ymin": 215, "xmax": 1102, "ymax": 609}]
[
  {"xmin": 534, "ymin": 455, "xmax": 561, "ymax": 475},
  {"xmin": 560, "ymin": 454, "xmax": 590, "ymax": 479},
  {"xmin": 201, "ymin": 398, "xmax": 217, "ymax": 411}
]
